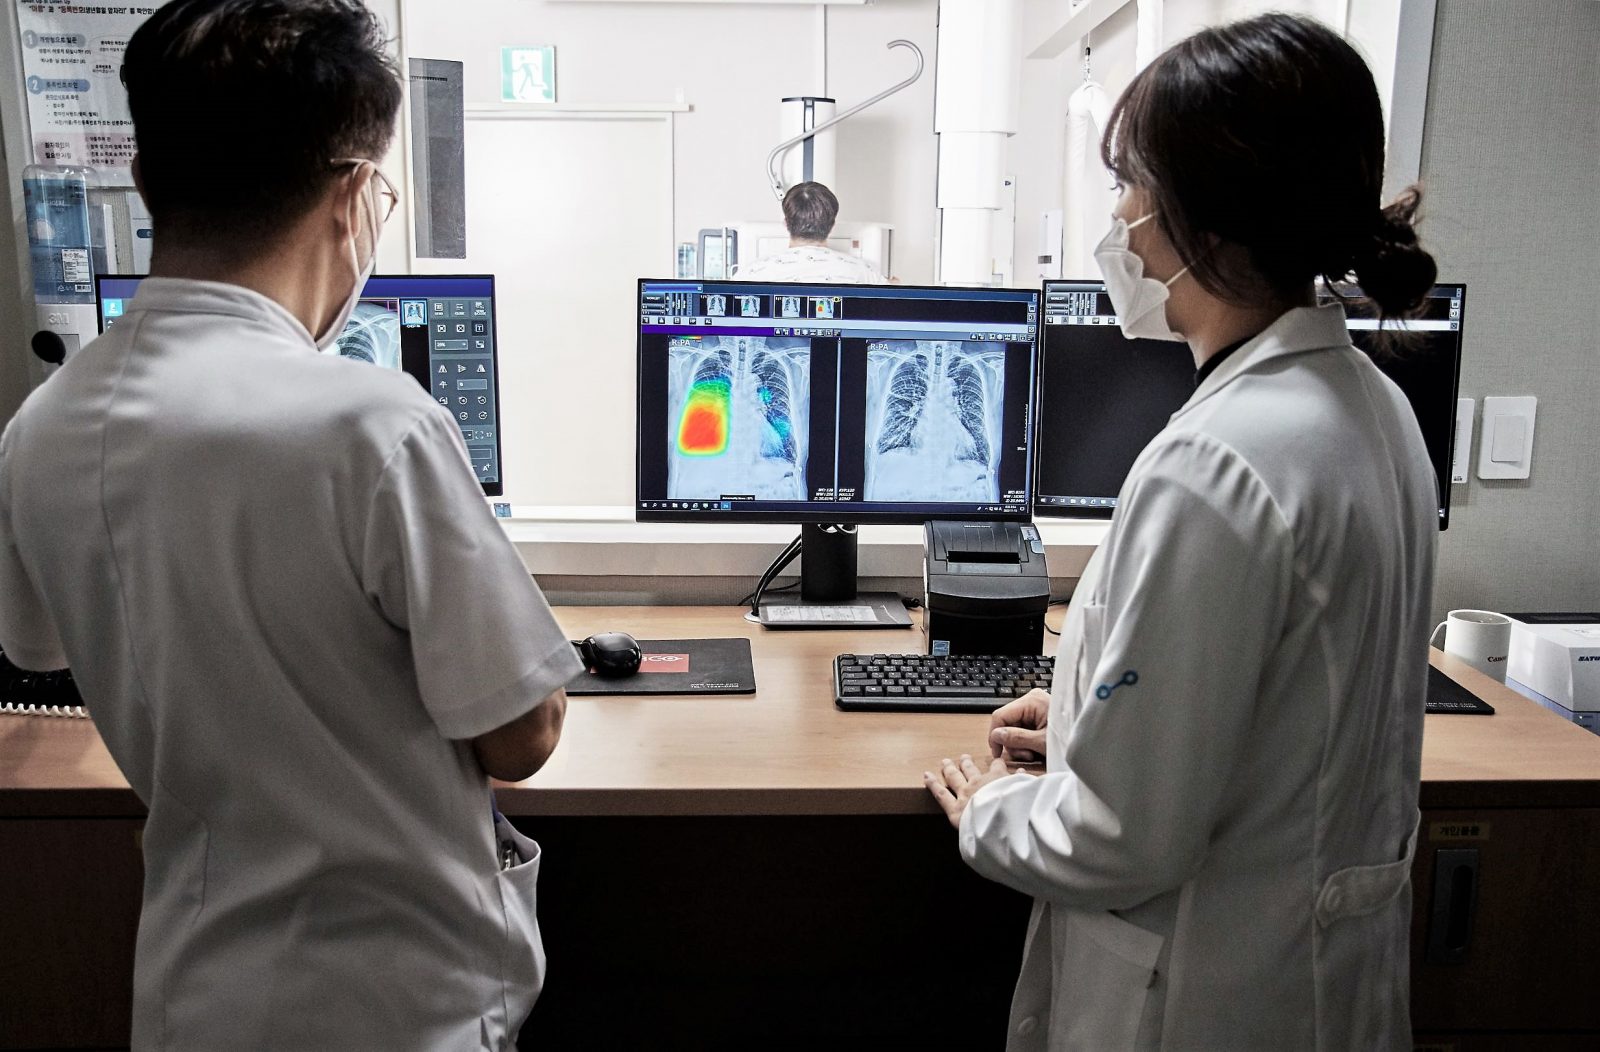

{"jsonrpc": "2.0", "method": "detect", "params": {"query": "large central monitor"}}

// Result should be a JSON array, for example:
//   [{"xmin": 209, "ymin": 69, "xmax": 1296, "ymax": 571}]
[
  {"xmin": 635, "ymin": 280, "xmax": 1040, "ymax": 525},
  {"xmin": 95, "ymin": 273, "xmax": 505, "ymax": 496},
  {"xmin": 1033, "ymin": 278, "xmax": 1466, "ymax": 529}
]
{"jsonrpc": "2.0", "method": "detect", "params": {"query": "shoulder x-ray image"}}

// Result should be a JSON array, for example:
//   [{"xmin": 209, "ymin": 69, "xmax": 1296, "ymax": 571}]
[{"xmin": 865, "ymin": 340, "xmax": 1006, "ymax": 503}]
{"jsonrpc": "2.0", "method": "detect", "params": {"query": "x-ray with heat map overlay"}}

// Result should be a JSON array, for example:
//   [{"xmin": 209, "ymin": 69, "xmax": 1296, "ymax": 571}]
[
  {"xmin": 668, "ymin": 336, "xmax": 811, "ymax": 501},
  {"xmin": 865, "ymin": 341, "xmax": 1006, "ymax": 503}
]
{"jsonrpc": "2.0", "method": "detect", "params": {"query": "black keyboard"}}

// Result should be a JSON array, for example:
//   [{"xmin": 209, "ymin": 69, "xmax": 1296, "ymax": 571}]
[
  {"xmin": 834, "ymin": 653, "xmax": 1055, "ymax": 713},
  {"xmin": 0, "ymin": 647, "xmax": 85, "ymax": 717}
]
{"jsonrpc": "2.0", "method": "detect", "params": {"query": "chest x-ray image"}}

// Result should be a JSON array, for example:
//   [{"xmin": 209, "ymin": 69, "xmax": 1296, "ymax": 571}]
[
  {"xmin": 334, "ymin": 300, "xmax": 402, "ymax": 370},
  {"xmin": 668, "ymin": 336, "xmax": 811, "ymax": 501},
  {"xmin": 865, "ymin": 341, "xmax": 1006, "ymax": 503}
]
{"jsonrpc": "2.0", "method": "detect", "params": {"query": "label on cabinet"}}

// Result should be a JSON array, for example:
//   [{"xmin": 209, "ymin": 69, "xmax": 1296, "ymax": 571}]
[{"xmin": 1429, "ymin": 821, "xmax": 1491, "ymax": 841}]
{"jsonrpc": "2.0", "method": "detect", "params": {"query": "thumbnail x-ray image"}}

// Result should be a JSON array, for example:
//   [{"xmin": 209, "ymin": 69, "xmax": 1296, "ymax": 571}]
[
  {"xmin": 668, "ymin": 336, "xmax": 810, "ymax": 501},
  {"xmin": 335, "ymin": 300, "xmax": 402, "ymax": 369},
  {"xmin": 865, "ymin": 341, "xmax": 1006, "ymax": 503}
]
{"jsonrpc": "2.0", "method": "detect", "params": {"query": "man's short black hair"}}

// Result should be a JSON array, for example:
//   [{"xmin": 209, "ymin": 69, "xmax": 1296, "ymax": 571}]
[
  {"xmin": 782, "ymin": 182, "xmax": 839, "ymax": 242},
  {"xmin": 122, "ymin": 0, "xmax": 402, "ymax": 246}
]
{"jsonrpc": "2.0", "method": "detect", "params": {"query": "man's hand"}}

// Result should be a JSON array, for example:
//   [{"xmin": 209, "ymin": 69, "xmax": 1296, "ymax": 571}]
[
  {"xmin": 924, "ymin": 753, "xmax": 1010, "ymax": 829},
  {"xmin": 988, "ymin": 688, "xmax": 1050, "ymax": 764}
]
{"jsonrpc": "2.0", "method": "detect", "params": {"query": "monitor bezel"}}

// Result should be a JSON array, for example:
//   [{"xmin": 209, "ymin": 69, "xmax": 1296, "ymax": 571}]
[
  {"xmin": 93, "ymin": 272, "xmax": 506, "ymax": 498},
  {"xmin": 634, "ymin": 277, "xmax": 1041, "ymax": 526}
]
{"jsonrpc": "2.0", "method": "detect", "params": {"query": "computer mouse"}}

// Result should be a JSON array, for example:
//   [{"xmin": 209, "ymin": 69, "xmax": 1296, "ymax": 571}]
[{"xmin": 576, "ymin": 632, "xmax": 643, "ymax": 677}]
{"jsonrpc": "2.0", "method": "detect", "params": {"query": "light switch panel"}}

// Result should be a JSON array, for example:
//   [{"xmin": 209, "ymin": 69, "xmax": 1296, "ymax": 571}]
[
  {"xmin": 1490, "ymin": 417, "xmax": 1525, "ymax": 462},
  {"xmin": 1451, "ymin": 398, "xmax": 1473, "ymax": 484},
  {"xmin": 1477, "ymin": 395, "xmax": 1537, "ymax": 480}
]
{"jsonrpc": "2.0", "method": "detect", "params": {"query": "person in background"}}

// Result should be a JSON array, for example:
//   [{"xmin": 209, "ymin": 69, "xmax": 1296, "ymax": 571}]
[
  {"xmin": 734, "ymin": 181, "xmax": 888, "ymax": 283},
  {"xmin": 925, "ymin": 13, "xmax": 1439, "ymax": 1050},
  {"xmin": 0, "ymin": 1, "xmax": 580, "ymax": 1048}
]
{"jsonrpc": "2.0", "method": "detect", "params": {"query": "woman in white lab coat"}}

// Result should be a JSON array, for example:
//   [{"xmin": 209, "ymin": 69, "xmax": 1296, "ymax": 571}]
[{"xmin": 926, "ymin": 14, "xmax": 1441, "ymax": 1050}]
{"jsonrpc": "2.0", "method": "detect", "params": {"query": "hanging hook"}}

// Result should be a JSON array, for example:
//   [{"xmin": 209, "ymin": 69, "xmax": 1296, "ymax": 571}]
[{"xmin": 1083, "ymin": 30, "xmax": 1094, "ymax": 83}]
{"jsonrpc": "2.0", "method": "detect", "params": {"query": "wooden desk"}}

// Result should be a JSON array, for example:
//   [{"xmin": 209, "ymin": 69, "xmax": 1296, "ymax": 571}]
[
  {"xmin": 3, "ymin": 608, "xmax": 1599, "ymax": 1049},
  {"xmin": 8, "ymin": 607, "xmax": 1599, "ymax": 819}
]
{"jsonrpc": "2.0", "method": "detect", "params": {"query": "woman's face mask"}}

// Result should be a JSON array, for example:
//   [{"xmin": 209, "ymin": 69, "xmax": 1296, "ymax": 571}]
[{"xmin": 1093, "ymin": 213, "xmax": 1190, "ymax": 343}]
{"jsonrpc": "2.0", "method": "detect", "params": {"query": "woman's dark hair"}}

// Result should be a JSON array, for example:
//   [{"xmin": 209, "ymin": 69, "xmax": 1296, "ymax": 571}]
[
  {"xmin": 1102, "ymin": 13, "xmax": 1436, "ymax": 320},
  {"xmin": 122, "ymin": 0, "xmax": 402, "ymax": 248}
]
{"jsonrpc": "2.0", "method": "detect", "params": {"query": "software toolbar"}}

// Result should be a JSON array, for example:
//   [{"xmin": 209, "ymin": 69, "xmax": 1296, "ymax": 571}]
[
  {"xmin": 414, "ymin": 295, "xmax": 499, "ymax": 484},
  {"xmin": 640, "ymin": 284, "xmax": 1038, "ymax": 345}
]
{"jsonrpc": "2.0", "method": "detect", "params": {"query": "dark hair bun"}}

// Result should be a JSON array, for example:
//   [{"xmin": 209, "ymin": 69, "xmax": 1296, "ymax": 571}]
[{"xmin": 1353, "ymin": 186, "xmax": 1438, "ymax": 319}]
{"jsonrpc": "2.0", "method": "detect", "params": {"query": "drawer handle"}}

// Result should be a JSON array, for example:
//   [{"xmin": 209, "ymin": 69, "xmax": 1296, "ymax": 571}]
[{"xmin": 1425, "ymin": 848, "xmax": 1480, "ymax": 966}]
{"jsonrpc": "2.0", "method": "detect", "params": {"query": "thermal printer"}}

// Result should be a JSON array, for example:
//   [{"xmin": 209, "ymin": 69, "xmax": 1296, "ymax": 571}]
[
  {"xmin": 1505, "ymin": 612, "xmax": 1600, "ymax": 735},
  {"xmin": 923, "ymin": 521, "xmax": 1050, "ymax": 657}
]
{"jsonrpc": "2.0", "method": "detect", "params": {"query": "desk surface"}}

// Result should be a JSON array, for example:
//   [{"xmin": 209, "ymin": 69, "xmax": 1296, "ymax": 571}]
[{"xmin": 3, "ymin": 606, "xmax": 1598, "ymax": 817}]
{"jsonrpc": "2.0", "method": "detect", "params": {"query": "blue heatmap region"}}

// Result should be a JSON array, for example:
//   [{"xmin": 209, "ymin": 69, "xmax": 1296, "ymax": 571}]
[{"xmin": 758, "ymin": 384, "xmax": 792, "ymax": 458}]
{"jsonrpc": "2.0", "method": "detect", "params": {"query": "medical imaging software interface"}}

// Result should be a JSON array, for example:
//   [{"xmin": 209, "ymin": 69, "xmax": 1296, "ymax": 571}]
[
  {"xmin": 1034, "ymin": 280, "xmax": 1198, "ymax": 517},
  {"xmin": 98, "ymin": 275, "xmax": 505, "ymax": 493},
  {"xmin": 636, "ymin": 281, "xmax": 1040, "ymax": 522}
]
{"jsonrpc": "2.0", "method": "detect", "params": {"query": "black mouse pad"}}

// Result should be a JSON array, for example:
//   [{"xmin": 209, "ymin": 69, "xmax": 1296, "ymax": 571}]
[
  {"xmin": 565, "ymin": 638, "xmax": 756, "ymax": 696},
  {"xmin": 1425, "ymin": 665, "xmax": 1495, "ymax": 716}
]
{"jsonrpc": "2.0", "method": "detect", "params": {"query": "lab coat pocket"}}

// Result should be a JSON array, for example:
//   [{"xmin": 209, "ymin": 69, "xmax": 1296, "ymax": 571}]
[
  {"xmin": 1071, "ymin": 602, "xmax": 1108, "ymax": 710},
  {"xmin": 1314, "ymin": 816, "xmax": 1419, "ymax": 927},
  {"xmin": 492, "ymin": 815, "xmax": 547, "ymax": 1046},
  {"xmin": 1055, "ymin": 907, "xmax": 1164, "ymax": 1049},
  {"xmin": 1311, "ymin": 817, "xmax": 1420, "ymax": 1045}
]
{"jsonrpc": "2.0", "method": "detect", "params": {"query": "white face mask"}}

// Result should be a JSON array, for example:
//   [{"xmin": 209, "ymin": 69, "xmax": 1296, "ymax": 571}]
[
  {"xmin": 1094, "ymin": 213, "xmax": 1190, "ymax": 343},
  {"xmin": 315, "ymin": 166, "xmax": 382, "ymax": 351}
]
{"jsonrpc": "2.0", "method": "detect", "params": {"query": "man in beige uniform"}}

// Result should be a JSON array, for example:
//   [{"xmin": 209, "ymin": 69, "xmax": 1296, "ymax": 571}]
[
  {"xmin": 0, "ymin": 2, "xmax": 580, "ymax": 1048},
  {"xmin": 735, "ymin": 181, "xmax": 888, "ymax": 284}
]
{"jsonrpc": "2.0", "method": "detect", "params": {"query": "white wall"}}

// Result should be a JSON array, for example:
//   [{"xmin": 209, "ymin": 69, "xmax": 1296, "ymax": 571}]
[
  {"xmin": 1419, "ymin": 0, "xmax": 1600, "ymax": 621},
  {"xmin": 396, "ymin": 0, "xmax": 938, "ymax": 283}
]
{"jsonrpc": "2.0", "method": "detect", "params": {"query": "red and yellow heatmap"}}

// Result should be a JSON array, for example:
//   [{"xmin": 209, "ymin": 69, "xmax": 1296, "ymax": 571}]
[{"xmin": 677, "ymin": 378, "xmax": 731, "ymax": 456}]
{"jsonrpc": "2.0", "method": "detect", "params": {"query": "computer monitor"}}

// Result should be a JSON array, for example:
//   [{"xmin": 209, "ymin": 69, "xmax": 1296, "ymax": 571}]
[
  {"xmin": 637, "ymin": 278, "xmax": 1039, "ymax": 616},
  {"xmin": 1033, "ymin": 279, "xmax": 1466, "ymax": 530},
  {"xmin": 635, "ymin": 279, "xmax": 1040, "ymax": 526},
  {"xmin": 1328, "ymin": 282, "xmax": 1466, "ymax": 530},
  {"xmin": 95, "ymin": 274, "xmax": 505, "ymax": 496},
  {"xmin": 1033, "ymin": 279, "xmax": 1196, "ymax": 519}
]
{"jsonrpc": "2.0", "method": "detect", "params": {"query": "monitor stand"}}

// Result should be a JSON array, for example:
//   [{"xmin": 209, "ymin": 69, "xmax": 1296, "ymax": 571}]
[{"xmin": 755, "ymin": 524, "xmax": 912, "ymax": 630}]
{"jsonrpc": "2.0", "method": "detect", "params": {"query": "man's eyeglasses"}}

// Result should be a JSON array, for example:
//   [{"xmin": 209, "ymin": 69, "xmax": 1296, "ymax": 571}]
[{"xmin": 330, "ymin": 158, "xmax": 399, "ymax": 224}]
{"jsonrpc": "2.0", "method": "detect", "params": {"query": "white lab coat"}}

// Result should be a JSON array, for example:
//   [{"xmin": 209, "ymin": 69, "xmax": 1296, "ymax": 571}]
[
  {"xmin": 961, "ymin": 306, "xmax": 1438, "ymax": 1050},
  {"xmin": 0, "ymin": 279, "xmax": 582, "ymax": 1050}
]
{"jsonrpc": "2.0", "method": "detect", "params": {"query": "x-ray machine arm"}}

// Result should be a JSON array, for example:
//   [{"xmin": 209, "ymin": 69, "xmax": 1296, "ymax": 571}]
[{"xmin": 765, "ymin": 39, "xmax": 926, "ymax": 200}]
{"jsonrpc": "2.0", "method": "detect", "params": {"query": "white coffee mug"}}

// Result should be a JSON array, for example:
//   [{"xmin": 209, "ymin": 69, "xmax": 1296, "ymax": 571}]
[{"xmin": 1431, "ymin": 609, "xmax": 1513, "ymax": 683}]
